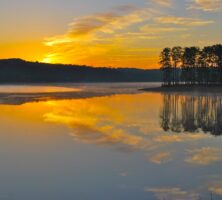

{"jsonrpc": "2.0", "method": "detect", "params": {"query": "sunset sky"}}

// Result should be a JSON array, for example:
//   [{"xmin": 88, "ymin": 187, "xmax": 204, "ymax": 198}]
[{"xmin": 1, "ymin": 0, "xmax": 222, "ymax": 68}]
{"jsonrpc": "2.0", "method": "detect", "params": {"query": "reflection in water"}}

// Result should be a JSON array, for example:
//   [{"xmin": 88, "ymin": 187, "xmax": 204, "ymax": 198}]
[
  {"xmin": 42, "ymin": 97, "xmax": 153, "ymax": 152},
  {"xmin": 145, "ymin": 187, "xmax": 199, "ymax": 200},
  {"xmin": 161, "ymin": 94, "xmax": 222, "ymax": 136},
  {"xmin": 185, "ymin": 147, "xmax": 222, "ymax": 165},
  {"xmin": 0, "ymin": 85, "xmax": 81, "ymax": 93},
  {"xmin": 1, "ymin": 90, "xmax": 222, "ymax": 200}
]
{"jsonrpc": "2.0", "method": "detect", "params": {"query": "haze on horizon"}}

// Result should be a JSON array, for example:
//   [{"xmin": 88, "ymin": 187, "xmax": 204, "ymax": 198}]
[{"xmin": 1, "ymin": 0, "xmax": 222, "ymax": 69}]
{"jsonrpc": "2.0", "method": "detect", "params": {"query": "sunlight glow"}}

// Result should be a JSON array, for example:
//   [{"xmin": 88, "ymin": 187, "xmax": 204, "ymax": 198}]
[{"xmin": 0, "ymin": 0, "xmax": 221, "ymax": 68}]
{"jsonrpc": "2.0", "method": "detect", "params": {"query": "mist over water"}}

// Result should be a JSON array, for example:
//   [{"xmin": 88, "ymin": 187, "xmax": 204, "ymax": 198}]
[{"xmin": 0, "ymin": 85, "xmax": 81, "ymax": 93}]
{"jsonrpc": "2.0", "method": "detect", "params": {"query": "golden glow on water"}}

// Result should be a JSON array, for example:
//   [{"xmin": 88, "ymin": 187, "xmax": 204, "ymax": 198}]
[
  {"xmin": 0, "ymin": 93, "xmax": 212, "ymax": 151},
  {"xmin": 0, "ymin": 86, "xmax": 81, "ymax": 93},
  {"xmin": 1, "ymin": 92, "xmax": 222, "ymax": 199}
]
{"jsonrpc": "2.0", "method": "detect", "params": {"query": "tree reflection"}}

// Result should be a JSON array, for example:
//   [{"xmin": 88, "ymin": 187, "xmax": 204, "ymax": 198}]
[{"xmin": 160, "ymin": 94, "xmax": 222, "ymax": 136}]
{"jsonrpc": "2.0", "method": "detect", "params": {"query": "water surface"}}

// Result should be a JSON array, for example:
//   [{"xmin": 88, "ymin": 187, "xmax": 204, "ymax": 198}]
[
  {"xmin": 0, "ymin": 85, "xmax": 81, "ymax": 93},
  {"xmin": 0, "ymin": 83, "xmax": 221, "ymax": 200}
]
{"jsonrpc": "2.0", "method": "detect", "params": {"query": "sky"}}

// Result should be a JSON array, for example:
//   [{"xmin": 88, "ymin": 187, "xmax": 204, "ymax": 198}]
[{"xmin": 0, "ymin": 0, "xmax": 222, "ymax": 69}]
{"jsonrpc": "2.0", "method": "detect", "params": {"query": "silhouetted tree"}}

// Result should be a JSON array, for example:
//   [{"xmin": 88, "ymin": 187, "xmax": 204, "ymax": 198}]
[
  {"xmin": 160, "ymin": 44, "xmax": 222, "ymax": 85},
  {"xmin": 160, "ymin": 48, "xmax": 172, "ymax": 86},
  {"xmin": 213, "ymin": 44, "xmax": 222, "ymax": 82},
  {"xmin": 172, "ymin": 46, "xmax": 183, "ymax": 85}
]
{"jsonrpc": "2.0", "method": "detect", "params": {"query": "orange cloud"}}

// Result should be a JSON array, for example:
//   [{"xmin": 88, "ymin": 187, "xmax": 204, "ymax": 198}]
[
  {"xmin": 188, "ymin": 0, "xmax": 222, "ymax": 11},
  {"xmin": 42, "ymin": 3, "xmax": 215, "ymax": 69},
  {"xmin": 140, "ymin": 25, "xmax": 188, "ymax": 33},
  {"xmin": 44, "ymin": 6, "xmax": 156, "ymax": 47},
  {"xmin": 42, "ymin": 6, "xmax": 162, "ymax": 68},
  {"xmin": 152, "ymin": 0, "xmax": 173, "ymax": 7},
  {"xmin": 155, "ymin": 16, "xmax": 214, "ymax": 26},
  {"xmin": 40, "ymin": 0, "xmax": 217, "ymax": 69}
]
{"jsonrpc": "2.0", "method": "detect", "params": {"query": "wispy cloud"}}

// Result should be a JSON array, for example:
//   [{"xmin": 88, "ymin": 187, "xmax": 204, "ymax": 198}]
[
  {"xmin": 152, "ymin": 0, "xmax": 173, "ymax": 7},
  {"xmin": 155, "ymin": 16, "xmax": 214, "ymax": 26},
  {"xmin": 140, "ymin": 24, "xmax": 188, "ymax": 33},
  {"xmin": 42, "ymin": 2, "xmax": 216, "ymax": 68},
  {"xmin": 188, "ymin": 0, "xmax": 222, "ymax": 12},
  {"xmin": 45, "ymin": 6, "xmax": 157, "ymax": 47},
  {"xmin": 43, "ymin": 5, "xmax": 161, "ymax": 67}
]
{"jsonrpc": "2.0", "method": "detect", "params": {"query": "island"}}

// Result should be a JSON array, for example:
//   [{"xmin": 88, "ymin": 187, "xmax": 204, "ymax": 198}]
[{"xmin": 143, "ymin": 44, "xmax": 222, "ymax": 93}]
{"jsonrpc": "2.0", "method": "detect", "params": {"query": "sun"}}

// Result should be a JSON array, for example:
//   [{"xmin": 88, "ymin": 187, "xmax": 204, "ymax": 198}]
[
  {"xmin": 41, "ymin": 54, "xmax": 58, "ymax": 64},
  {"xmin": 41, "ymin": 57, "xmax": 53, "ymax": 63}
]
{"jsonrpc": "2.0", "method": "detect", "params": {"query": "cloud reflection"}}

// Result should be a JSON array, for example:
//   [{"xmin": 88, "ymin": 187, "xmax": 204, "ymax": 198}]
[
  {"xmin": 1, "ymin": 92, "xmax": 219, "ymax": 167},
  {"xmin": 149, "ymin": 152, "xmax": 172, "ymax": 164},
  {"xmin": 43, "ymin": 98, "xmax": 148, "ymax": 151},
  {"xmin": 185, "ymin": 147, "xmax": 222, "ymax": 165},
  {"xmin": 41, "ymin": 94, "xmax": 211, "ymax": 158},
  {"xmin": 1, "ymin": 91, "xmax": 222, "ymax": 199},
  {"xmin": 145, "ymin": 187, "xmax": 198, "ymax": 200},
  {"xmin": 208, "ymin": 180, "xmax": 222, "ymax": 196}
]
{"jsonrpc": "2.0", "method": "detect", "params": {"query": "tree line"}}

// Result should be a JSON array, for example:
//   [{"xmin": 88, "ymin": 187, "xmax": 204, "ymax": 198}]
[
  {"xmin": 160, "ymin": 44, "xmax": 222, "ymax": 86},
  {"xmin": 0, "ymin": 59, "xmax": 161, "ymax": 83}
]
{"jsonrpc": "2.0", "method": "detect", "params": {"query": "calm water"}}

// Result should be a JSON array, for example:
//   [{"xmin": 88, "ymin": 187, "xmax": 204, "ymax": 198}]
[{"xmin": 0, "ymin": 83, "xmax": 222, "ymax": 200}]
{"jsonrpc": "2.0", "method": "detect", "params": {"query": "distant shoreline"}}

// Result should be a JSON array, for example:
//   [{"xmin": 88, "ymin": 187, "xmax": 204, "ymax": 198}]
[
  {"xmin": 0, "ymin": 59, "xmax": 162, "ymax": 83},
  {"xmin": 142, "ymin": 85, "xmax": 222, "ymax": 93}
]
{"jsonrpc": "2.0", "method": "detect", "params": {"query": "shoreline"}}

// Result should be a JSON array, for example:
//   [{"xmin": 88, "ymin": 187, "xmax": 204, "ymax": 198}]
[
  {"xmin": 141, "ymin": 85, "xmax": 222, "ymax": 93},
  {"xmin": 0, "ymin": 91, "xmax": 118, "ymax": 105}
]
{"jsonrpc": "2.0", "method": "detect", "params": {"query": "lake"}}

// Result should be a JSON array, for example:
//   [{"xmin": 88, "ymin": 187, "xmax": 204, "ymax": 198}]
[{"xmin": 0, "ymin": 83, "xmax": 221, "ymax": 200}]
